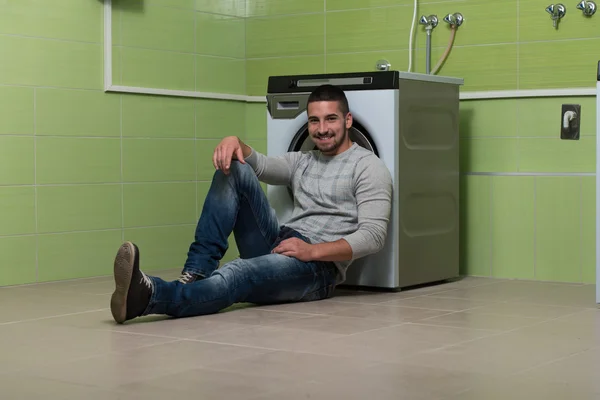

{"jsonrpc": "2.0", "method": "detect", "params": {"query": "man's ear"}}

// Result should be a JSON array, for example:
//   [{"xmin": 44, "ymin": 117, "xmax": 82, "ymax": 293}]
[{"xmin": 345, "ymin": 112, "xmax": 353, "ymax": 129}]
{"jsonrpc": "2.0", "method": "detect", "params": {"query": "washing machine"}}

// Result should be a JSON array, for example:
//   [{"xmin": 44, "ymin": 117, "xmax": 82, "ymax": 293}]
[{"xmin": 265, "ymin": 70, "xmax": 464, "ymax": 290}]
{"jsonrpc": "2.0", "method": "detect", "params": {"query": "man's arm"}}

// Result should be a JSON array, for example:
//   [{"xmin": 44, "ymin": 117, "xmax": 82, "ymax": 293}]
[
  {"xmin": 244, "ymin": 142, "xmax": 301, "ymax": 186},
  {"xmin": 310, "ymin": 239, "xmax": 353, "ymax": 261},
  {"xmin": 271, "ymin": 237, "xmax": 353, "ymax": 262},
  {"xmin": 213, "ymin": 136, "xmax": 299, "ymax": 185},
  {"xmin": 236, "ymin": 137, "xmax": 253, "ymax": 160},
  {"xmin": 341, "ymin": 157, "xmax": 393, "ymax": 260}
]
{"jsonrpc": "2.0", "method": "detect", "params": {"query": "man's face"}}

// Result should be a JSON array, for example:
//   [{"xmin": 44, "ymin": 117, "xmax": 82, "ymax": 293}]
[{"xmin": 306, "ymin": 100, "xmax": 353, "ymax": 156}]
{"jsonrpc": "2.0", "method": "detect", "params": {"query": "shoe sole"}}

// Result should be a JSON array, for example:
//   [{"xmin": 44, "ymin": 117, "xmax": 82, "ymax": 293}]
[{"xmin": 110, "ymin": 242, "xmax": 135, "ymax": 324}]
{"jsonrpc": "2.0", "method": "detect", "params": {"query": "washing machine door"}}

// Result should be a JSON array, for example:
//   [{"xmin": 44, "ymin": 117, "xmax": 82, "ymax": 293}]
[{"xmin": 287, "ymin": 121, "xmax": 379, "ymax": 156}]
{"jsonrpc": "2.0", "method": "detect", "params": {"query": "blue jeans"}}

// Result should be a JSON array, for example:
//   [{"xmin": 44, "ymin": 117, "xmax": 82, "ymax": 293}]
[{"xmin": 143, "ymin": 161, "xmax": 338, "ymax": 318}]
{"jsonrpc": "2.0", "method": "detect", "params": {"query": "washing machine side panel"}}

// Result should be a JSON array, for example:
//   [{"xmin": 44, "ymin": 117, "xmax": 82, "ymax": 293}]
[{"xmin": 396, "ymin": 79, "xmax": 461, "ymax": 287}]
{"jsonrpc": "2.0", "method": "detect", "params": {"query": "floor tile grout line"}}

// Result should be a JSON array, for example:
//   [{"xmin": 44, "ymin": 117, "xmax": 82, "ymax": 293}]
[
  {"xmin": 0, "ymin": 308, "xmax": 108, "ymax": 326},
  {"xmin": 354, "ymin": 303, "xmax": 492, "ymax": 313},
  {"xmin": 376, "ymin": 296, "xmax": 507, "ymax": 307},
  {"xmin": 187, "ymin": 313, "xmax": 325, "ymax": 339},
  {"xmin": 2, "ymin": 337, "xmax": 186, "ymax": 377},
  {"xmin": 410, "ymin": 307, "xmax": 593, "ymax": 356},
  {"xmin": 253, "ymin": 308, "xmax": 341, "ymax": 317},
  {"xmin": 326, "ymin": 280, "xmax": 510, "ymax": 306},
  {"xmin": 406, "ymin": 321, "xmax": 502, "ymax": 334},
  {"xmin": 183, "ymin": 338, "xmax": 286, "ymax": 353},
  {"xmin": 502, "ymin": 298, "xmax": 598, "ymax": 310},
  {"xmin": 333, "ymin": 322, "xmax": 409, "ymax": 339},
  {"xmin": 412, "ymin": 309, "xmax": 466, "ymax": 322},
  {"xmin": 511, "ymin": 346, "xmax": 597, "ymax": 378},
  {"xmin": 94, "ymin": 328, "xmax": 306, "ymax": 355},
  {"xmin": 419, "ymin": 308, "xmax": 569, "ymax": 321},
  {"xmin": 419, "ymin": 291, "xmax": 532, "ymax": 301}
]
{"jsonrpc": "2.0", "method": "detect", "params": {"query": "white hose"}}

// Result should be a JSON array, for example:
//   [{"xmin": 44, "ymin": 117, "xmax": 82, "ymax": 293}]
[{"xmin": 408, "ymin": 0, "xmax": 417, "ymax": 72}]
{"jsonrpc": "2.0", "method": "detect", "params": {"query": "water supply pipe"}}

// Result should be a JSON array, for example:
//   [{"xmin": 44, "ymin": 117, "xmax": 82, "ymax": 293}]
[
  {"xmin": 419, "ymin": 15, "xmax": 438, "ymax": 75},
  {"xmin": 426, "ymin": 26, "xmax": 432, "ymax": 74}
]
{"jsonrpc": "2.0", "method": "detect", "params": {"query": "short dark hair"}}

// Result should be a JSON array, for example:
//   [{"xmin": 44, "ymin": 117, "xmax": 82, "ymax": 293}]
[{"xmin": 307, "ymin": 84, "xmax": 349, "ymax": 115}]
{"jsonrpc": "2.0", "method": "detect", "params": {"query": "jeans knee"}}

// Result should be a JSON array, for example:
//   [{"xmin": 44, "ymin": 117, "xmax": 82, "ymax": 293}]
[
  {"xmin": 229, "ymin": 160, "xmax": 254, "ymax": 179},
  {"xmin": 225, "ymin": 161, "xmax": 260, "ymax": 192},
  {"xmin": 211, "ymin": 263, "xmax": 242, "ymax": 303}
]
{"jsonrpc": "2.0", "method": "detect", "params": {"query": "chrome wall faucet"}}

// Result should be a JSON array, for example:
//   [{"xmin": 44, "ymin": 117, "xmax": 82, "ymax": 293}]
[
  {"xmin": 577, "ymin": 0, "xmax": 596, "ymax": 16},
  {"xmin": 443, "ymin": 13, "xmax": 464, "ymax": 27},
  {"xmin": 546, "ymin": 4, "xmax": 566, "ymax": 28}
]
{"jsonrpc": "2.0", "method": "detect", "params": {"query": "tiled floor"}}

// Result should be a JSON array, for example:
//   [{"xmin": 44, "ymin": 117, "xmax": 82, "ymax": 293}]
[{"xmin": 1, "ymin": 272, "xmax": 599, "ymax": 399}]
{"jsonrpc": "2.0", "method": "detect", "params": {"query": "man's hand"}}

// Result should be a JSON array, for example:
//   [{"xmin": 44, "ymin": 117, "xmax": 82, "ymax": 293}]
[
  {"xmin": 213, "ymin": 136, "xmax": 252, "ymax": 175},
  {"xmin": 272, "ymin": 237, "xmax": 354, "ymax": 262},
  {"xmin": 271, "ymin": 238, "xmax": 315, "ymax": 262}
]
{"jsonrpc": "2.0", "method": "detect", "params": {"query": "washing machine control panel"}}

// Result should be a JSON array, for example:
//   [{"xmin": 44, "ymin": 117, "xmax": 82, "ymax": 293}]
[{"xmin": 268, "ymin": 71, "xmax": 398, "ymax": 94}]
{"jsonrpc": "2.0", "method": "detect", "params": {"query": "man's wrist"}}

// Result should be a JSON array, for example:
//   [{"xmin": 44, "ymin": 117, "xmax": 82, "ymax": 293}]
[
  {"xmin": 309, "ymin": 240, "xmax": 352, "ymax": 262},
  {"xmin": 240, "ymin": 139, "xmax": 253, "ymax": 159},
  {"xmin": 309, "ymin": 244, "xmax": 319, "ymax": 260}
]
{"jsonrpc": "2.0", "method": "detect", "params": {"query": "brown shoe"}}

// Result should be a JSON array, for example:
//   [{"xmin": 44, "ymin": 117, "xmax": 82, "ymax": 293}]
[{"xmin": 110, "ymin": 242, "xmax": 152, "ymax": 324}]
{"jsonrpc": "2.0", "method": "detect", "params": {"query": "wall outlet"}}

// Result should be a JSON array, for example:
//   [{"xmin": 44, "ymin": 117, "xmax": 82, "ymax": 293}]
[{"xmin": 560, "ymin": 104, "xmax": 581, "ymax": 140}]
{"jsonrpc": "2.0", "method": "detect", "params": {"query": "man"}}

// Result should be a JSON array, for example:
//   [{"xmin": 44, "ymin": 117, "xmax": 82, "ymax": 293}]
[{"xmin": 110, "ymin": 84, "xmax": 393, "ymax": 324}]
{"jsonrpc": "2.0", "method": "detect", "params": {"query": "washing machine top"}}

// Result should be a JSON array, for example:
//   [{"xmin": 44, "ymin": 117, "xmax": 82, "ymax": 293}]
[{"xmin": 267, "ymin": 70, "xmax": 463, "ymax": 94}]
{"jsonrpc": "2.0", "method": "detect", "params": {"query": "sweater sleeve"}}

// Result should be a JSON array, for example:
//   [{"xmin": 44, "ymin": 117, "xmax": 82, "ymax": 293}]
[
  {"xmin": 245, "ymin": 147, "xmax": 301, "ymax": 186},
  {"xmin": 341, "ymin": 156, "xmax": 393, "ymax": 260}
]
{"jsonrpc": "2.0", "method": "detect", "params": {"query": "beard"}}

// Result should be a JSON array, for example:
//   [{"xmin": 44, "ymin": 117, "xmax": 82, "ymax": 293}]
[{"xmin": 312, "ymin": 128, "xmax": 348, "ymax": 154}]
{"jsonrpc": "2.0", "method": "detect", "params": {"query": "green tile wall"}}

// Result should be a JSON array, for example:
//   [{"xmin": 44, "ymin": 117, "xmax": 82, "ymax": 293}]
[
  {"xmin": 0, "ymin": 0, "xmax": 245, "ymax": 286},
  {"xmin": 244, "ymin": 0, "xmax": 598, "ymax": 284},
  {"xmin": 112, "ymin": 0, "xmax": 245, "ymax": 94},
  {"xmin": 245, "ymin": 0, "xmax": 600, "ymax": 93},
  {"xmin": 459, "ymin": 96, "xmax": 596, "ymax": 283},
  {"xmin": 1, "ymin": 0, "xmax": 597, "ymax": 287}
]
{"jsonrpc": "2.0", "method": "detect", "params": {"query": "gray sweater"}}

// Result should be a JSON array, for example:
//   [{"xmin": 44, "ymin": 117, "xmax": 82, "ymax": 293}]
[{"xmin": 245, "ymin": 142, "xmax": 393, "ymax": 283}]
